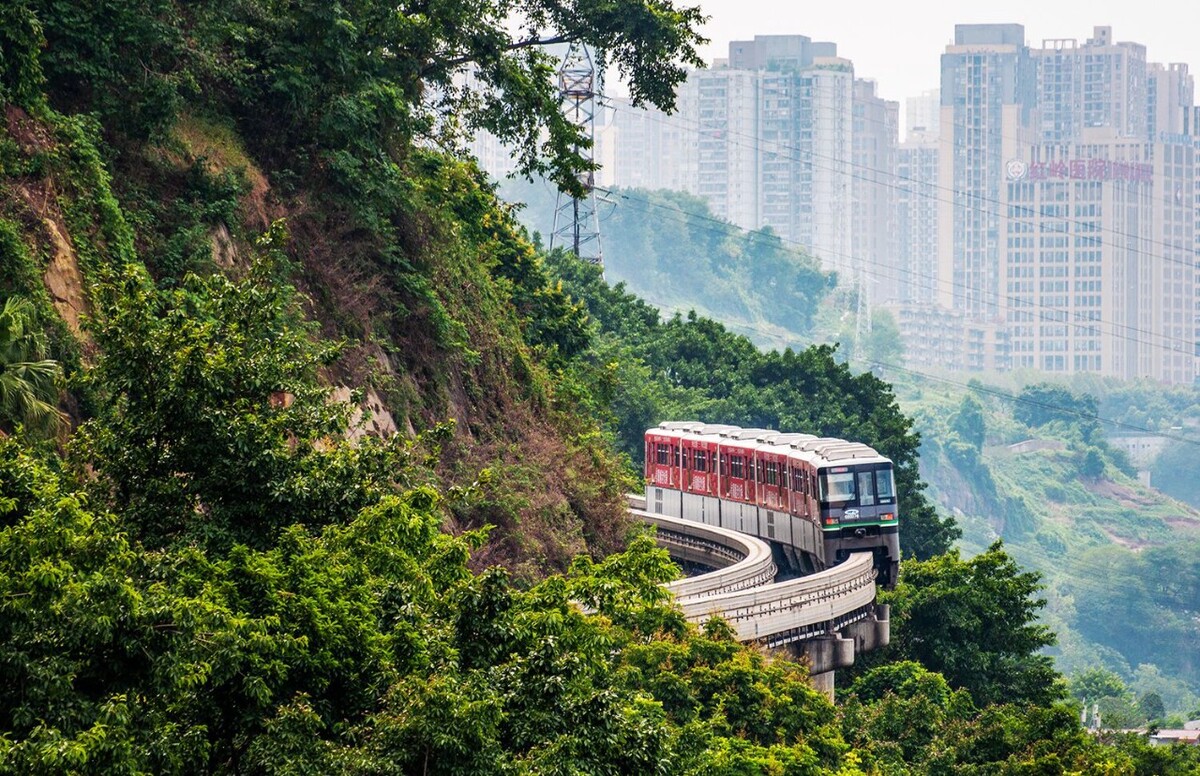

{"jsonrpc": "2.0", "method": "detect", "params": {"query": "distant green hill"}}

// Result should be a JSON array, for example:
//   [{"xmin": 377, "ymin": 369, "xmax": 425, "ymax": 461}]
[{"xmin": 897, "ymin": 376, "xmax": 1200, "ymax": 713}]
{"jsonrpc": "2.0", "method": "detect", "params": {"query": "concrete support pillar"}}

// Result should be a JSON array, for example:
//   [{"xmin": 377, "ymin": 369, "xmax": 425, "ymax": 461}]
[
  {"xmin": 809, "ymin": 670, "xmax": 835, "ymax": 700},
  {"xmin": 776, "ymin": 604, "xmax": 892, "ymax": 703},
  {"xmin": 841, "ymin": 603, "xmax": 890, "ymax": 654},
  {"xmin": 795, "ymin": 634, "xmax": 855, "ymax": 675}
]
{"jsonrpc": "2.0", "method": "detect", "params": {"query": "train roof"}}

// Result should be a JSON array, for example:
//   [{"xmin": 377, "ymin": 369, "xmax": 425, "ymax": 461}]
[
  {"xmin": 697, "ymin": 423, "xmax": 739, "ymax": 435},
  {"xmin": 719, "ymin": 428, "xmax": 775, "ymax": 441},
  {"xmin": 644, "ymin": 423, "xmax": 891, "ymax": 466},
  {"xmin": 657, "ymin": 421, "xmax": 706, "ymax": 432},
  {"xmin": 759, "ymin": 432, "xmax": 818, "ymax": 446}
]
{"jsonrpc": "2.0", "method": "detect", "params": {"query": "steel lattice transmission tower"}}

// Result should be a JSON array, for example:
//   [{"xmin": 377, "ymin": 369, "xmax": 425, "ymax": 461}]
[{"xmin": 549, "ymin": 43, "xmax": 603, "ymax": 267}]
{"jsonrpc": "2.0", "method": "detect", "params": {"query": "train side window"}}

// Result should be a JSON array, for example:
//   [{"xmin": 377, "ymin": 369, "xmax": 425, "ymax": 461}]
[
  {"xmin": 765, "ymin": 462, "xmax": 777, "ymax": 485},
  {"xmin": 779, "ymin": 465, "xmax": 788, "ymax": 489},
  {"xmin": 694, "ymin": 450, "xmax": 707, "ymax": 472},
  {"xmin": 673, "ymin": 446, "xmax": 681, "ymax": 467},
  {"xmin": 655, "ymin": 443, "xmax": 669, "ymax": 465},
  {"xmin": 729, "ymin": 456, "xmax": 744, "ymax": 479},
  {"xmin": 857, "ymin": 471, "xmax": 876, "ymax": 506}
]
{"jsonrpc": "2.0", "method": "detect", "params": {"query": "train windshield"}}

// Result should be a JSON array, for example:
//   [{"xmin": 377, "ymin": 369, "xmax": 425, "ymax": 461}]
[
  {"xmin": 819, "ymin": 465, "xmax": 896, "ymax": 506},
  {"xmin": 818, "ymin": 471, "xmax": 856, "ymax": 502},
  {"xmin": 876, "ymin": 468, "xmax": 895, "ymax": 501}
]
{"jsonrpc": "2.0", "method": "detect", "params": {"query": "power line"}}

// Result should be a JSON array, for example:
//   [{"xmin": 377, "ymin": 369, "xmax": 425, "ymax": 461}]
[
  {"xmin": 600, "ymin": 186, "xmax": 1199, "ymax": 359},
  {"xmin": 603, "ymin": 102, "xmax": 1200, "ymax": 360},
  {"xmin": 605, "ymin": 100, "xmax": 1198, "ymax": 266}
]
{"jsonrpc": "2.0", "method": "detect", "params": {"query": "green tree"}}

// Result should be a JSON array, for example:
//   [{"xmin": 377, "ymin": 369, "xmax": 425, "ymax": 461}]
[
  {"xmin": 874, "ymin": 542, "xmax": 1061, "ymax": 707},
  {"xmin": 1014, "ymin": 382, "xmax": 1100, "ymax": 440},
  {"xmin": 74, "ymin": 228, "xmax": 411, "ymax": 550},
  {"xmin": 0, "ymin": 2, "xmax": 45, "ymax": 108},
  {"xmin": 951, "ymin": 395, "xmax": 986, "ymax": 452},
  {"xmin": 1068, "ymin": 667, "xmax": 1129, "ymax": 705},
  {"xmin": 1080, "ymin": 446, "xmax": 1106, "ymax": 480},
  {"xmin": 0, "ymin": 296, "xmax": 64, "ymax": 438},
  {"xmin": 1139, "ymin": 692, "xmax": 1166, "ymax": 724},
  {"xmin": 1150, "ymin": 440, "xmax": 1200, "ymax": 509},
  {"xmin": 31, "ymin": 0, "xmax": 707, "ymax": 196}
]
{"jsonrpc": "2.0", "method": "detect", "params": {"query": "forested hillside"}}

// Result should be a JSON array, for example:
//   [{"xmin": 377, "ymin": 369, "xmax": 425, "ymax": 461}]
[
  {"xmin": 903, "ymin": 376, "xmax": 1200, "ymax": 718},
  {"xmin": 503, "ymin": 178, "xmax": 836, "ymax": 342},
  {"xmin": 2, "ymin": 2, "xmax": 1199, "ymax": 773}
]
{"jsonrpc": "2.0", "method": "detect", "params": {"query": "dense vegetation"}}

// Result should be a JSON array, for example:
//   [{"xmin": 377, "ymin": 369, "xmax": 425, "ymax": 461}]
[{"xmin": 2, "ymin": 2, "xmax": 1199, "ymax": 773}]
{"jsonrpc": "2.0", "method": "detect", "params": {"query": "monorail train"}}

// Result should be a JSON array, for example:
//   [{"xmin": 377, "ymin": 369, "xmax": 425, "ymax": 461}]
[{"xmin": 644, "ymin": 421, "xmax": 901, "ymax": 588}]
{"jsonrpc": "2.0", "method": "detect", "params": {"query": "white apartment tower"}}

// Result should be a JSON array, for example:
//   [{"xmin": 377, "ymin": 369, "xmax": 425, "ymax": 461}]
[
  {"xmin": 693, "ymin": 66, "xmax": 760, "ymax": 230},
  {"xmin": 938, "ymin": 24, "xmax": 1037, "ymax": 329},
  {"xmin": 905, "ymin": 89, "xmax": 940, "ymax": 142},
  {"xmin": 897, "ymin": 139, "xmax": 939, "ymax": 306},
  {"xmin": 601, "ymin": 91, "xmax": 697, "ymax": 193},
  {"xmin": 853, "ymin": 79, "xmax": 900, "ymax": 303}
]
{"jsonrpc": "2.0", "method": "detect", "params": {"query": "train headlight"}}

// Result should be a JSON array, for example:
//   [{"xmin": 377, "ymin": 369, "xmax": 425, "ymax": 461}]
[
  {"xmin": 823, "ymin": 517, "xmax": 838, "ymax": 525},
  {"xmin": 881, "ymin": 513, "xmax": 895, "ymax": 521}
]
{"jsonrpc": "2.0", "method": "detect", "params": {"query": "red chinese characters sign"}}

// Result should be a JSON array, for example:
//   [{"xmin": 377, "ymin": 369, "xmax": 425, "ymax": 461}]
[{"xmin": 1025, "ymin": 158, "xmax": 1153, "ymax": 182}]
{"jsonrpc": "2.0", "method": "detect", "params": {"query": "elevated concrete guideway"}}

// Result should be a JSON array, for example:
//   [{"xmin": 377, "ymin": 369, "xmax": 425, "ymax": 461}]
[{"xmin": 628, "ymin": 496, "xmax": 889, "ymax": 696}]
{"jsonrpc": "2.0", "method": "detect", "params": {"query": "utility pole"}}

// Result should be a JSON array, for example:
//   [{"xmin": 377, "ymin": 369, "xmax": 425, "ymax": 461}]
[{"xmin": 549, "ymin": 42, "xmax": 603, "ymax": 269}]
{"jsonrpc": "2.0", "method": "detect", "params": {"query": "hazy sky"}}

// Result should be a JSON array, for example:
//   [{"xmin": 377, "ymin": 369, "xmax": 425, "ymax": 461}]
[{"xmin": 691, "ymin": 0, "xmax": 1199, "ymax": 116}]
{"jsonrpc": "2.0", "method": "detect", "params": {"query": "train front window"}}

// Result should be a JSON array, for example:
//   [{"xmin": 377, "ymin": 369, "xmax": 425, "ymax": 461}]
[
  {"xmin": 819, "ymin": 472, "xmax": 855, "ymax": 502},
  {"xmin": 876, "ymin": 468, "xmax": 895, "ymax": 502},
  {"xmin": 857, "ymin": 472, "xmax": 876, "ymax": 506}
]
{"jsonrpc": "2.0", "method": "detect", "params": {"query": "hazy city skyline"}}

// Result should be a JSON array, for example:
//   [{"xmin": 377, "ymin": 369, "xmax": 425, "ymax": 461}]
[{"xmin": 687, "ymin": 0, "xmax": 1198, "ymax": 130}]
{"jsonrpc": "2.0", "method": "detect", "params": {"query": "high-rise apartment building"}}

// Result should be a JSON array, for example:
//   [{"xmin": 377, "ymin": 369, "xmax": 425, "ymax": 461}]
[
  {"xmin": 938, "ymin": 24, "xmax": 1037, "ymax": 328},
  {"xmin": 897, "ymin": 139, "xmax": 939, "ymax": 305},
  {"xmin": 853, "ymin": 79, "xmax": 899, "ymax": 303},
  {"xmin": 801, "ymin": 58, "xmax": 856, "ymax": 275},
  {"xmin": 600, "ymin": 91, "xmax": 697, "ymax": 193},
  {"xmin": 728, "ymin": 34, "xmax": 837, "ymax": 71},
  {"xmin": 1148, "ymin": 63, "xmax": 1195, "ymax": 140},
  {"xmin": 905, "ymin": 89, "xmax": 940, "ymax": 142},
  {"xmin": 586, "ymin": 34, "xmax": 885, "ymax": 287},
  {"xmin": 694, "ymin": 66, "xmax": 761, "ymax": 229},
  {"xmin": 732, "ymin": 35, "xmax": 856, "ymax": 272},
  {"xmin": 933, "ymin": 24, "xmax": 1200, "ymax": 381},
  {"xmin": 1002, "ymin": 135, "xmax": 1196, "ymax": 382}
]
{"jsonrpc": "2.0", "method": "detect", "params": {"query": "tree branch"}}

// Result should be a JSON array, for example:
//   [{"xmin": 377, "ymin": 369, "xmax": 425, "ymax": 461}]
[{"xmin": 422, "ymin": 34, "xmax": 578, "ymax": 75}]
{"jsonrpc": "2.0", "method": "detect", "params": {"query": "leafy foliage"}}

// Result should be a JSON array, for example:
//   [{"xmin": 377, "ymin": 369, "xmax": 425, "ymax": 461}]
[
  {"xmin": 0, "ymin": 2, "xmax": 45, "ymax": 109},
  {"xmin": 29, "ymin": 0, "xmax": 705, "ymax": 195},
  {"xmin": 7, "ymin": 2, "xmax": 1200, "ymax": 772},
  {"xmin": 866, "ymin": 542, "xmax": 1061, "ymax": 707},
  {"xmin": 0, "ymin": 296, "xmax": 64, "ymax": 437},
  {"xmin": 1014, "ymin": 382, "xmax": 1100, "ymax": 441},
  {"xmin": 73, "ymin": 226, "xmax": 411, "ymax": 550}
]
